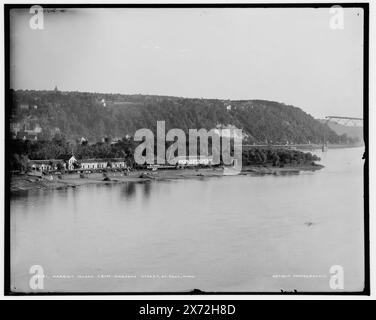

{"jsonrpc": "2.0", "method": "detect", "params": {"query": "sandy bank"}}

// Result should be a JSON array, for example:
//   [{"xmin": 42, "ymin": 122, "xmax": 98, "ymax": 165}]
[{"xmin": 10, "ymin": 163, "xmax": 324, "ymax": 193}]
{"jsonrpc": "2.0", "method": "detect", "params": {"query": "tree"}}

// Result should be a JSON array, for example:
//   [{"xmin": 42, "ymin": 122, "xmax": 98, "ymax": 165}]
[
  {"xmin": 56, "ymin": 162, "xmax": 65, "ymax": 172},
  {"xmin": 272, "ymin": 154, "xmax": 280, "ymax": 167},
  {"xmin": 10, "ymin": 154, "xmax": 29, "ymax": 172}
]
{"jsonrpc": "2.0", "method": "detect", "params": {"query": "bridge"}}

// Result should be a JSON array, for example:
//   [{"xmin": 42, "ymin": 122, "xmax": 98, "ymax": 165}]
[
  {"xmin": 324, "ymin": 116, "xmax": 363, "ymax": 127},
  {"xmin": 322, "ymin": 116, "xmax": 363, "ymax": 151}
]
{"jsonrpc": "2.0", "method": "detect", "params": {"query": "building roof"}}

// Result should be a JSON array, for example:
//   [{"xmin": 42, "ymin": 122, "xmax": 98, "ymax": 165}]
[
  {"xmin": 29, "ymin": 159, "xmax": 64, "ymax": 164},
  {"xmin": 29, "ymin": 157, "xmax": 126, "ymax": 164},
  {"xmin": 79, "ymin": 158, "xmax": 125, "ymax": 163}
]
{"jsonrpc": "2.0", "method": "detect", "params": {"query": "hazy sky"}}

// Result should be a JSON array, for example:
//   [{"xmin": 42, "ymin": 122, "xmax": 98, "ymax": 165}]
[{"xmin": 10, "ymin": 7, "xmax": 364, "ymax": 118}]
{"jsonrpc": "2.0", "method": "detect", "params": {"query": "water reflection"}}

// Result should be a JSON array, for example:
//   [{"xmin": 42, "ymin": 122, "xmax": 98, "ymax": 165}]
[
  {"xmin": 141, "ymin": 180, "xmax": 152, "ymax": 199},
  {"xmin": 10, "ymin": 147, "xmax": 365, "ymax": 293},
  {"xmin": 121, "ymin": 182, "xmax": 136, "ymax": 199},
  {"xmin": 120, "ymin": 180, "xmax": 153, "ymax": 200}
]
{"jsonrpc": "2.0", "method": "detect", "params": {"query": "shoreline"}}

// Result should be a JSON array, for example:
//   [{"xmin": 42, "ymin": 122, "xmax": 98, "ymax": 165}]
[{"xmin": 10, "ymin": 163, "xmax": 324, "ymax": 194}]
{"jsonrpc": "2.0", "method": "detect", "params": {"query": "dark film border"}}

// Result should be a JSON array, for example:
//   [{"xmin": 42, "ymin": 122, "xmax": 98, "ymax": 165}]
[{"xmin": 3, "ymin": 2, "xmax": 370, "ymax": 296}]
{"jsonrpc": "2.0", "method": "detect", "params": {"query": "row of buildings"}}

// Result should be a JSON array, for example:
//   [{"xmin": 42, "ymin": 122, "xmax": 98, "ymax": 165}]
[
  {"xmin": 29, "ymin": 155, "xmax": 216, "ymax": 172},
  {"xmin": 29, "ymin": 156, "xmax": 127, "ymax": 172}
]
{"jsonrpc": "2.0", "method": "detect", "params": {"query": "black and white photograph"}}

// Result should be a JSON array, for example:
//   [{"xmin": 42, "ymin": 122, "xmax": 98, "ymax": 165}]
[{"xmin": 3, "ymin": 2, "xmax": 370, "ymax": 296}]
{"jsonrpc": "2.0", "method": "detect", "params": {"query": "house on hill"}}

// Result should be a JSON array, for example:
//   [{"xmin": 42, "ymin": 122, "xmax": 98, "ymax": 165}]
[
  {"xmin": 24, "ymin": 123, "xmax": 42, "ymax": 135},
  {"xmin": 18, "ymin": 132, "xmax": 38, "ymax": 141}
]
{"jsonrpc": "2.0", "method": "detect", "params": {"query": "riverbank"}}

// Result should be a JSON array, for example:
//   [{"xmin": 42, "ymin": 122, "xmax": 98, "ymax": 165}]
[{"xmin": 10, "ymin": 163, "xmax": 324, "ymax": 193}]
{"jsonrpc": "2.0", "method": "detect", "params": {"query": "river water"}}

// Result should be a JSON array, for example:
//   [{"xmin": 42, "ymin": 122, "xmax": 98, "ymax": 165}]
[{"xmin": 10, "ymin": 147, "xmax": 365, "ymax": 292}]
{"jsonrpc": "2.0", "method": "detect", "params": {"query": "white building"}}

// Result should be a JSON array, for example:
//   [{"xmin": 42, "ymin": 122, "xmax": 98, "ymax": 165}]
[
  {"xmin": 79, "ymin": 158, "xmax": 127, "ymax": 170},
  {"xmin": 110, "ymin": 158, "xmax": 127, "ymax": 169},
  {"xmin": 63, "ymin": 155, "xmax": 78, "ymax": 171},
  {"xmin": 80, "ymin": 159, "xmax": 108, "ymax": 170},
  {"xmin": 29, "ymin": 159, "xmax": 65, "ymax": 172}
]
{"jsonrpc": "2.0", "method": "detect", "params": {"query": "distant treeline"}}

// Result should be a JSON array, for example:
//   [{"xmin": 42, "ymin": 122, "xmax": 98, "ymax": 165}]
[
  {"xmin": 10, "ymin": 137, "xmax": 320, "ymax": 172},
  {"xmin": 242, "ymin": 148, "xmax": 320, "ymax": 167},
  {"xmin": 10, "ymin": 89, "xmax": 355, "ymax": 144},
  {"xmin": 9, "ymin": 137, "xmax": 137, "ymax": 171}
]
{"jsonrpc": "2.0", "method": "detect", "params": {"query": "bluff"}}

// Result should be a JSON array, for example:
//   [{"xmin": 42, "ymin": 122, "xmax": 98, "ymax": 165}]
[{"xmin": 10, "ymin": 89, "xmax": 349, "ymax": 144}]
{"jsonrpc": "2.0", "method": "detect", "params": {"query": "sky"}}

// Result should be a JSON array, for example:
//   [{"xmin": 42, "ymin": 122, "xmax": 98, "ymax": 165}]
[{"xmin": 10, "ymin": 7, "xmax": 364, "ymax": 118}]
